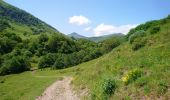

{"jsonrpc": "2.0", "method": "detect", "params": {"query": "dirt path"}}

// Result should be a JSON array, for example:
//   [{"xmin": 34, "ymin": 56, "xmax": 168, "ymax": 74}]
[{"xmin": 36, "ymin": 77, "xmax": 80, "ymax": 100}]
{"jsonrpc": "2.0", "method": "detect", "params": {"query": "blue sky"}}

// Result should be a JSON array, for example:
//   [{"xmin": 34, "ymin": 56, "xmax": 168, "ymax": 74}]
[{"xmin": 5, "ymin": 0, "xmax": 170, "ymax": 37}]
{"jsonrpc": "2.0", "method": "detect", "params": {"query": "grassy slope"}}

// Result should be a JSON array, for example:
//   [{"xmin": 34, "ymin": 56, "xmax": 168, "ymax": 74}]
[
  {"xmin": 0, "ymin": 70, "xmax": 63, "ymax": 100},
  {"xmin": 0, "ymin": 0, "xmax": 61, "ymax": 39},
  {"xmin": 72, "ymin": 20, "xmax": 170, "ymax": 99}
]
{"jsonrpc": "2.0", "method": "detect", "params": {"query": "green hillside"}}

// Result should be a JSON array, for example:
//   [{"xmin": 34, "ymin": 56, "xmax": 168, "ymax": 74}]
[
  {"xmin": 72, "ymin": 15, "xmax": 170, "ymax": 99},
  {"xmin": 0, "ymin": 0, "xmax": 170, "ymax": 100},
  {"xmin": 0, "ymin": 15, "xmax": 169, "ymax": 100},
  {"xmin": 0, "ymin": 1, "xmax": 122, "ymax": 76},
  {"xmin": 0, "ymin": 0, "xmax": 57, "ymax": 35}
]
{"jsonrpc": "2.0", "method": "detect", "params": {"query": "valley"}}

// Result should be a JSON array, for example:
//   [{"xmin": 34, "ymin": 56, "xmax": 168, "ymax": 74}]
[{"xmin": 0, "ymin": 0, "xmax": 170, "ymax": 100}]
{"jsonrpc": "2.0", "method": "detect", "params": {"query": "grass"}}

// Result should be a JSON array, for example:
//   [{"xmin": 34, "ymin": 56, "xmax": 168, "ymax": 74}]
[
  {"xmin": 0, "ymin": 70, "xmax": 64, "ymax": 100},
  {"xmin": 71, "ymin": 25, "xmax": 170, "ymax": 99}
]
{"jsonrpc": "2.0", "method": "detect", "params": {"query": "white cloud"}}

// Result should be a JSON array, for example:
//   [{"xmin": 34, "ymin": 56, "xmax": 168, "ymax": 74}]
[
  {"xmin": 84, "ymin": 27, "xmax": 91, "ymax": 31},
  {"xmin": 94, "ymin": 24, "xmax": 138, "ymax": 36},
  {"xmin": 69, "ymin": 15, "xmax": 91, "ymax": 26}
]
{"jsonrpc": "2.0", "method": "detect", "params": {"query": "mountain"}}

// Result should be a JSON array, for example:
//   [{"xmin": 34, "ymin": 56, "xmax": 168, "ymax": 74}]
[
  {"xmin": 68, "ymin": 32, "xmax": 124, "ymax": 42},
  {"xmin": 88, "ymin": 33, "xmax": 124, "ymax": 42},
  {"xmin": 68, "ymin": 32, "xmax": 87, "ymax": 39},
  {"xmin": 0, "ymin": 0, "xmax": 58, "ymax": 35}
]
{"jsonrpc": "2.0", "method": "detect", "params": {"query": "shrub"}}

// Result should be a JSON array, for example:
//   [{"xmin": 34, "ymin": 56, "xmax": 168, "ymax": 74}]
[
  {"xmin": 38, "ymin": 53, "xmax": 56, "ymax": 69},
  {"xmin": 0, "ymin": 37, "xmax": 17, "ymax": 54},
  {"xmin": 24, "ymin": 50, "xmax": 32, "ymax": 57},
  {"xmin": 150, "ymin": 26, "xmax": 160, "ymax": 34},
  {"xmin": 101, "ymin": 37, "xmax": 121, "ymax": 53},
  {"xmin": 0, "ymin": 56, "xmax": 31, "ymax": 75},
  {"xmin": 132, "ymin": 40, "xmax": 145, "ymax": 51},
  {"xmin": 122, "ymin": 68, "xmax": 143, "ymax": 85},
  {"xmin": 129, "ymin": 30, "xmax": 145, "ymax": 44},
  {"xmin": 102, "ymin": 78, "xmax": 117, "ymax": 96},
  {"xmin": 52, "ymin": 57, "xmax": 65, "ymax": 69},
  {"xmin": 38, "ymin": 33, "xmax": 48, "ymax": 43},
  {"xmin": 0, "ymin": 19, "xmax": 11, "ymax": 31}
]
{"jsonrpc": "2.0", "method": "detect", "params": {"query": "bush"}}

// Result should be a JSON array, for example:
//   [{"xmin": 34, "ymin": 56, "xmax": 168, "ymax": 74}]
[
  {"xmin": 24, "ymin": 50, "xmax": 32, "ymax": 57},
  {"xmin": 102, "ymin": 78, "xmax": 117, "ymax": 96},
  {"xmin": 52, "ymin": 54, "xmax": 73, "ymax": 69},
  {"xmin": 132, "ymin": 40, "xmax": 145, "ymax": 51},
  {"xmin": 38, "ymin": 53, "xmax": 56, "ymax": 69},
  {"xmin": 122, "ymin": 68, "xmax": 143, "ymax": 85},
  {"xmin": 150, "ymin": 26, "xmax": 160, "ymax": 34},
  {"xmin": 52, "ymin": 55, "xmax": 65, "ymax": 69},
  {"xmin": 0, "ymin": 56, "xmax": 31, "ymax": 75},
  {"xmin": 101, "ymin": 37, "xmax": 121, "ymax": 53},
  {"xmin": 129, "ymin": 30, "xmax": 145, "ymax": 44},
  {"xmin": 0, "ymin": 19, "xmax": 11, "ymax": 31},
  {"xmin": 38, "ymin": 33, "xmax": 48, "ymax": 43},
  {"xmin": 0, "ymin": 37, "xmax": 17, "ymax": 54}
]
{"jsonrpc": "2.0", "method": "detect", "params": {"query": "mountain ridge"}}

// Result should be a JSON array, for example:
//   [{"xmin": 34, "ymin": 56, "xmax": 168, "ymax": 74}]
[{"xmin": 68, "ymin": 32, "xmax": 124, "ymax": 42}]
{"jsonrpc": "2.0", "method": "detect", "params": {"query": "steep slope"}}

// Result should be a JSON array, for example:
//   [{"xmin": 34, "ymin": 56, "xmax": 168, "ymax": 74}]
[
  {"xmin": 0, "ymin": 1, "xmax": 105, "ymax": 76},
  {"xmin": 0, "ymin": 0, "xmax": 58, "ymax": 35},
  {"xmin": 72, "ymin": 15, "xmax": 170, "ymax": 99}
]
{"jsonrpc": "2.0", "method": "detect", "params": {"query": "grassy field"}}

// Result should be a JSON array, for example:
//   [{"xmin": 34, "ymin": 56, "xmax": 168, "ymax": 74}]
[{"xmin": 0, "ymin": 70, "xmax": 65, "ymax": 100}]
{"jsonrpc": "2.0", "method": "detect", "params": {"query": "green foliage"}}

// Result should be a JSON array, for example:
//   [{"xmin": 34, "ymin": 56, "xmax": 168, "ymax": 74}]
[
  {"xmin": 129, "ymin": 30, "xmax": 145, "ymax": 44},
  {"xmin": 101, "ymin": 37, "xmax": 121, "ymax": 53},
  {"xmin": 0, "ymin": 37, "xmax": 17, "ymax": 54},
  {"xmin": 127, "ymin": 20, "xmax": 160, "ymax": 38},
  {"xmin": 0, "ymin": 56, "xmax": 31, "ymax": 75},
  {"xmin": 38, "ymin": 53, "xmax": 56, "ymax": 69},
  {"xmin": 150, "ymin": 26, "xmax": 160, "ymax": 34},
  {"xmin": 131, "ymin": 39, "xmax": 146, "ymax": 51},
  {"xmin": 122, "ymin": 68, "xmax": 143, "ymax": 85},
  {"xmin": 38, "ymin": 33, "xmax": 49, "ymax": 43},
  {"xmin": 102, "ymin": 78, "xmax": 117, "ymax": 96},
  {"xmin": 0, "ymin": 18, "xmax": 11, "ymax": 31},
  {"xmin": 47, "ymin": 34, "xmax": 77, "ymax": 53}
]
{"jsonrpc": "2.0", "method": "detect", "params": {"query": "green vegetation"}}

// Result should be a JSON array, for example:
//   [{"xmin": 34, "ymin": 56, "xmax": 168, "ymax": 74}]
[
  {"xmin": 0, "ymin": 0, "xmax": 122, "ymax": 75},
  {"xmin": 102, "ymin": 78, "xmax": 117, "ymax": 96},
  {"xmin": 0, "ymin": 0, "xmax": 170, "ymax": 100},
  {"xmin": 0, "ymin": 70, "xmax": 63, "ymax": 100},
  {"xmin": 72, "ymin": 15, "xmax": 170, "ymax": 99}
]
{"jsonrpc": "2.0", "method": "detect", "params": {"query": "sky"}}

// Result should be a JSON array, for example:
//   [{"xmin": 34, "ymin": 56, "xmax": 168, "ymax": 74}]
[{"xmin": 5, "ymin": 0, "xmax": 170, "ymax": 37}]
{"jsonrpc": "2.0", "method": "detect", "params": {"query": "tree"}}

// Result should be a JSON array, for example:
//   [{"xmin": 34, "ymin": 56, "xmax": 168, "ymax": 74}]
[
  {"xmin": 38, "ymin": 33, "xmax": 48, "ymax": 43},
  {"xmin": 101, "ymin": 37, "xmax": 121, "ymax": 53},
  {"xmin": 0, "ymin": 56, "xmax": 31, "ymax": 75},
  {"xmin": 38, "ymin": 53, "xmax": 56, "ymax": 69},
  {"xmin": 0, "ymin": 37, "xmax": 17, "ymax": 54}
]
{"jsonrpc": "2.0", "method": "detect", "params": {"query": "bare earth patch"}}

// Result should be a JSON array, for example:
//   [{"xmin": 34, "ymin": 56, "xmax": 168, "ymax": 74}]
[{"xmin": 36, "ymin": 77, "xmax": 80, "ymax": 100}]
